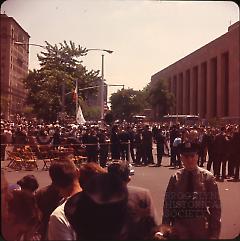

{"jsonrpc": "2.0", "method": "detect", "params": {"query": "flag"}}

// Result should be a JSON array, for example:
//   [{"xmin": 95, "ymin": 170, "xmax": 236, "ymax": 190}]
[
  {"xmin": 76, "ymin": 104, "xmax": 86, "ymax": 125},
  {"xmin": 72, "ymin": 85, "xmax": 77, "ymax": 103}
]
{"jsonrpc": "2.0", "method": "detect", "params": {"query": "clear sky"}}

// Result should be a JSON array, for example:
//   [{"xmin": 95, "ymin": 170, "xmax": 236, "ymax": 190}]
[{"xmin": 1, "ymin": 0, "xmax": 239, "ymax": 98}]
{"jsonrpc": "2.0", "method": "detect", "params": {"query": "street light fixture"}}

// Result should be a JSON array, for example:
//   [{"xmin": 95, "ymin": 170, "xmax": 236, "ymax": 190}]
[
  {"xmin": 13, "ymin": 42, "xmax": 113, "ymax": 121},
  {"xmin": 87, "ymin": 48, "xmax": 113, "ymax": 54},
  {"xmin": 86, "ymin": 48, "xmax": 114, "ymax": 120},
  {"xmin": 14, "ymin": 41, "xmax": 46, "ymax": 49}
]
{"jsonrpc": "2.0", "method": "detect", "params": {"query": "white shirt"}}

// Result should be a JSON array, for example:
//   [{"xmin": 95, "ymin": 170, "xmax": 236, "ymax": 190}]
[
  {"xmin": 48, "ymin": 199, "xmax": 77, "ymax": 240},
  {"xmin": 173, "ymin": 137, "xmax": 182, "ymax": 147}
]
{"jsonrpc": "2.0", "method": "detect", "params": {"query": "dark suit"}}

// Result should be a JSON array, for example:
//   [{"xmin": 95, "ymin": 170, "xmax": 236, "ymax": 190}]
[
  {"xmin": 135, "ymin": 131, "xmax": 143, "ymax": 165},
  {"xmin": 155, "ymin": 131, "xmax": 165, "ymax": 166},
  {"xmin": 97, "ymin": 132, "xmax": 109, "ymax": 168},
  {"xmin": 111, "ymin": 130, "xmax": 121, "ymax": 160},
  {"xmin": 124, "ymin": 185, "xmax": 159, "ymax": 240},
  {"xmin": 119, "ymin": 130, "xmax": 130, "ymax": 161},
  {"xmin": 213, "ymin": 132, "xmax": 228, "ymax": 178},
  {"xmin": 142, "ymin": 129, "xmax": 154, "ymax": 165}
]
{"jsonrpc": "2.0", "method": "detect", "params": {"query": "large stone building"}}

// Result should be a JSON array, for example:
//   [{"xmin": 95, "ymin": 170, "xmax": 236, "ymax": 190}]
[
  {"xmin": 151, "ymin": 21, "xmax": 240, "ymax": 121},
  {"xmin": 0, "ymin": 14, "xmax": 30, "ymax": 120}
]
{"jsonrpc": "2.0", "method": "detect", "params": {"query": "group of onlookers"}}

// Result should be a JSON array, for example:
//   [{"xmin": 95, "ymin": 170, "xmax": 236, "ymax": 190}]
[
  {"xmin": 167, "ymin": 124, "xmax": 240, "ymax": 181},
  {"xmin": 2, "ymin": 160, "xmax": 163, "ymax": 240},
  {"xmin": 1, "ymin": 115, "xmax": 240, "ymax": 240},
  {"xmin": 1, "ymin": 116, "xmax": 240, "ymax": 180}
]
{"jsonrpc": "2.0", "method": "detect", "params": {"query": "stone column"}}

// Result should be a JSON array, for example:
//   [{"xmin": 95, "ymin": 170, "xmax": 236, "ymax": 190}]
[
  {"xmin": 182, "ymin": 71, "xmax": 187, "ymax": 114},
  {"xmin": 178, "ymin": 73, "xmax": 183, "ymax": 114},
  {"xmin": 219, "ymin": 52, "xmax": 229, "ymax": 117},
  {"xmin": 199, "ymin": 62, "xmax": 207, "ymax": 118},
  {"xmin": 207, "ymin": 57, "xmax": 217, "ymax": 119},
  {"xmin": 185, "ymin": 69, "xmax": 190, "ymax": 114},
  {"xmin": 190, "ymin": 67, "xmax": 198, "ymax": 115},
  {"xmin": 173, "ymin": 75, "xmax": 177, "ymax": 114},
  {"xmin": 217, "ymin": 54, "xmax": 223, "ymax": 118}
]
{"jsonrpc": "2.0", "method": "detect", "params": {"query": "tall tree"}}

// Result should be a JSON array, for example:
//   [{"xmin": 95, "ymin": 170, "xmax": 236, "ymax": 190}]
[
  {"xmin": 110, "ymin": 88, "xmax": 148, "ymax": 121},
  {"xmin": 24, "ymin": 41, "xmax": 99, "ymax": 122},
  {"xmin": 145, "ymin": 79, "xmax": 175, "ymax": 119}
]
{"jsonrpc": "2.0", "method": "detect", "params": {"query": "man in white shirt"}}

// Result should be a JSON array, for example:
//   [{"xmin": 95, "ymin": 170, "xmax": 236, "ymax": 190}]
[
  {"xmin": 48, "ymin": 161, "xmax": 106, "ymax": 240},
  {"xmin": 47, "ymin": 159, "xmax": 81, "ymax": 240}
]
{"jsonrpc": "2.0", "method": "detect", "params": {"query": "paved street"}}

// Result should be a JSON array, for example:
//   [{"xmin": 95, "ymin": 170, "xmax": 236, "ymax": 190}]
[{"xmin": 2, "ymin": 156, "xmax": 240, "ymax": 239}]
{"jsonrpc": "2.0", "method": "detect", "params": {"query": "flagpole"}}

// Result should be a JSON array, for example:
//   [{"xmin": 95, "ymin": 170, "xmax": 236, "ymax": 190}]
[{"xmin": 76, "ymin": 80, "xmax": 78, "ymax": 122}]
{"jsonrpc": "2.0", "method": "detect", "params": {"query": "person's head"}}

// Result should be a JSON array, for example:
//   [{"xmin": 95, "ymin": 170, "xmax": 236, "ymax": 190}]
[
  {"xmin": 6, "ymin": 190, "xmax": 41, "ymax": 239},
  {"xmin": 49, "ymin": 159, "xmax": 79, "ymax": 196},
  {"xmin": 17, "ymin": 175, "xmax": 39, "ymax": 193},
  {"xmin": 79, "ymin": 162, "xmax": 107, "ymax": 190},
  {"xmin": 179, "ymin": 142, "xmax": 199, "ymax": 171},
  {"xmin": 65, "ymin": 172, "xmax": 128, "ymax": 240},
  {"xmin": 108, "ymin": 161, "xmax": 131, "ymax": 184},
  {"xmin": 186, "ymin": 129, "xmax": 198, "ymax": 143}
]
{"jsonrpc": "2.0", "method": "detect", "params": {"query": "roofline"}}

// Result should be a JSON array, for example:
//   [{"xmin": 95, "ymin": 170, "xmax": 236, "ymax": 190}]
[
  {"xmin": 0, "ymin": 14, "xmax": 30, "ymax": 38},
  {"xmin": 152, "ymin": 21, "xmax": 239, "ymax": 79}
]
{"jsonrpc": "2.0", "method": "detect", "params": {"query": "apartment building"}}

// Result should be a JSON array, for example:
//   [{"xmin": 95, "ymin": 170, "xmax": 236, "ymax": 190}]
[{"xmin": 0, "ymin": 13, "xmax": 30, "ymax": 120}]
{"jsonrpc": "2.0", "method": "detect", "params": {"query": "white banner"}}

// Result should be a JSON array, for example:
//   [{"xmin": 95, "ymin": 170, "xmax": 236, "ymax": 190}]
[{"xmin": 76, "ymin": 104, "xmax": 86, "ymax": 125}]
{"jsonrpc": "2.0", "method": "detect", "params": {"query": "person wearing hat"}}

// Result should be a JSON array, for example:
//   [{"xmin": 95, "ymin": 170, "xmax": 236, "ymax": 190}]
[{"xmin": 162, "ymin": 141, "xmax": 221, "ymax": 239}]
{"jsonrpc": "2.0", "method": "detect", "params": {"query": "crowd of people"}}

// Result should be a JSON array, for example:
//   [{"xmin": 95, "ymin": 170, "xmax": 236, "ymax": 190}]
[
  {"xmin": 1, "ymin": 116, "xmax": 240, "ymax": 181},
  {"xmin": 1, "ymin": 115, "xmax": 240, "ymax": 240},
  {"xmin": 1, "ymin": 156, "xmax": 223, "ymax": 240},
  {"xmin": 2, "ymin": 158, "xmax": 162, "ymax": 240}
]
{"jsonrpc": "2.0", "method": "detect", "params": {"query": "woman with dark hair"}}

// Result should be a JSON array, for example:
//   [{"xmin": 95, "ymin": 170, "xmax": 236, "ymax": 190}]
[
  {"xmin": 17, "ymin": 175, "xmax": 39, "ymax": 194},
  {"xmin": 2, "ymin": 188, "xmax": 41, "ymax": 241}
]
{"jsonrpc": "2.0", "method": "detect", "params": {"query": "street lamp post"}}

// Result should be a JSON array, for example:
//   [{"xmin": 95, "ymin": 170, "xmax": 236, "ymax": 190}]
[
  {"xmin": 86, "ymin": 48, "xmax": 113, "ymax": 120},
  {"xmin": 14, "ymin": 42, "xmax": 113, "ymax": 121}
]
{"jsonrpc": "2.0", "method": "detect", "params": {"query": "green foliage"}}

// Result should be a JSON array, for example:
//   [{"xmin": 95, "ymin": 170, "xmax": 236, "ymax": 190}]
[
  {"xmin": 145, "ymin": 79, "xmax": 175, "ymax": 119},
  {"xmin": 110, "ymin": 88, "xmax": 148, "ymax": 121},
  {"xmin": 24, "ymin": 41, "xmax": 100, "ymax": 122}
]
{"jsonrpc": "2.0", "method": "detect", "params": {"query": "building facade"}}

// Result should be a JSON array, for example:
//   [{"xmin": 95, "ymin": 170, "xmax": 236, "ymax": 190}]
[
  {"xmin": 151, "ymin": 21, "xmax": 240, "ymax": 120},
  {"xmin": 0, "ymin": 14, "xmax": 30, "ymax": 120}
]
